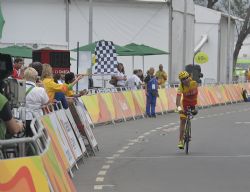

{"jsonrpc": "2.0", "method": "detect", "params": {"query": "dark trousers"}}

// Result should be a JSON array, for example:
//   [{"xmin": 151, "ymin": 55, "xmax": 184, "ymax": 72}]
[
  {"xmin": 25, "ymin": 120, "xmax": 33, "ymax": 137},
  {"xmin": 146, "ymin": 93, "xmax": 157, "ymax": 116},
  {"xmin": 54, "ymin": 92, "xmax": 68, "ymax": 109}
]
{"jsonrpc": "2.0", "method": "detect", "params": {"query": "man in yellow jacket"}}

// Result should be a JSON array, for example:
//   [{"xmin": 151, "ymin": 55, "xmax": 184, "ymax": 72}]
[{"xmin": 155, "ymin": 64, "xmax": 167, "ymax": 88}]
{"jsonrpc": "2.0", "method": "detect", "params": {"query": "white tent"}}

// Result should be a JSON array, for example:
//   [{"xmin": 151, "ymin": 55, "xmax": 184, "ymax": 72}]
[
  {"xmin": 1, "ymin": 0, "xmax": 195, "ymax": 85},
  {"xmin": 195, "ymin": 5, "xmax": 238, "ymax": 84}
]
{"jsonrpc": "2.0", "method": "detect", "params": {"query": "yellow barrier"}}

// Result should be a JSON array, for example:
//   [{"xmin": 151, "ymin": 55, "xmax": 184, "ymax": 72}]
[
  {"xmin": 82, "ymin": 83, "xmax": 247, "ymax": 124},
  {"xmin": 0, "ymin": 143, "xmax": 76, "ymax": 192}
]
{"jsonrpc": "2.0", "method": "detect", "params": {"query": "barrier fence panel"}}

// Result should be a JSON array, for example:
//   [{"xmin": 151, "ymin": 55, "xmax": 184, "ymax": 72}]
[
  {"xmin": 101, "ymin": 93, "xmax": 125, "ymax": 122},
  {"xmin": 74, "ymin": 100, "xmax": 98, "ymax": 151},
  {"xmin": 198, "ymin": 87, "xmax": 210, "ymax": 107},
  {"xmin": 112, "ymin": 92, "xmax": 134, "ymax": 120},
  {"xmin": 81, "ymin": 94, "xmax": 112, "ymax": 124},
  {"xmin": 132, "ymin": 90, "xmax": 146, "ymax": 115},
  {"xmin": 41, "ymin": 144, "xmax": 77, "ymax": 192},
  {"xmin": 165, "ymin": 88, "xmax": 177, "ymax": 111},
  {"xmin": 122, "ymin": 91, "xmax": 143, "ymax": 118},
  {"xmin": 47, "ymin": 112, "xmax": 76, "ymax": 167},
  {"xmin": 232, "ymin": 84, "xmax": 244, "ymax": 101},
  {"xmin": 0, "ymin": 156, "xmax": 51, "ymax": 192},
  {"xmin": 64, "ymin": 109, "xmax": 87, "ymax": 154},
  {"xmin": 222, "ymin": 84, "xmax": 236, "ymax": 103},
  {"xmin": 158, "ymin": 88, "xmax": 169, "ymax": 112},
  {"xmin": 219, "ymin": 85, "xmax": 231, "ymax": 103},
  {"xmin": 55, "ymin": 108, "xmax": 83, "ymax": 161},
  {"xmin": 41, "ymin": 115, "xmax": 71, "ymax": 171},
  {"xmin": 212, "ymin": 86, "xmax": 226, "ymax": 105}
]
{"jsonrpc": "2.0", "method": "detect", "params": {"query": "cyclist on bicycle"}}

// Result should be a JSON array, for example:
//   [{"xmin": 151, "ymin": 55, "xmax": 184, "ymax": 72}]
[{"xmin": 176, "ymin": 71, "xmax": 198, "ymax": 149}]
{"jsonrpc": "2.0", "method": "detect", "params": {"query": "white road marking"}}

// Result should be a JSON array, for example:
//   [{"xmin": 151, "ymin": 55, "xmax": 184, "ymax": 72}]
[
  {"xmin": 106, "ymin": 160, "xmax": 114, "ymax": 164},
  {"xmin": 102, "ymin": 165, "xmax": 110, "ymax": 170},
  {"xmin": 104, "ymin": 154, "xmax": 250, "ymax": 159},
  {"xmin": 96, "ymin": 177, "xmax": 104, "ymax": 182},
  {"xmin": 94, "ymin": 185, "xmax": 115, "ymax": 190},
  {"xmin": 138, "ymin": 136, "xmax": 144, "ymax": 139},
  {"xmin": 143, "ymin": 132, "xmax": 151, "ymax": 135},
  {"xmin": 128, "ymin": 143, "xmax": 135, "ymax": 146},
  {"xmin": 150, "ymin": 130, "xmax": 157, "ymax": 132},
  {"xmin": 113, "ymin": 154, "xmax": 120, "ymax": 158},
  {"xmin": 235, "ymin": 122, "xmax": 250, "ymax": 124},
  {"xmin": 106, "ymin": 157, "xmax": 115, "ymax": 160},
  {"xmin": 94, "ymin": 185, "xmax": 103, "ymax": 190},
  {"xmin": 98, "ymin": 171, "xmax": 107, "ymax": 176},
  {"xmin": 156, "ymin": 127, "xmax": 163, "ymax": 130},
  {"xmin": 117, "ymin": 150, "xmax": 125, "ymax": 153},
  {"xmin": 123, "ymin": 146, "xmax": 130, "ymax": 149}
]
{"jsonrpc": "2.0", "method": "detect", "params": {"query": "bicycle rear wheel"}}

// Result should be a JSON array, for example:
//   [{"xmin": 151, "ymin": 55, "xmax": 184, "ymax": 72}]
[{"xmin": 185, "ymin": 120, "xmax": 191, "ymax": 154}]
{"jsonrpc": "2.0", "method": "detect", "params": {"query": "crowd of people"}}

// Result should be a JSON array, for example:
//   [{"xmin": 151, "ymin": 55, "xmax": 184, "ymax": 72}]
[
  {"xmin": 7, "ymin": 58, "xmax": 88, "ymax": 138},
  {"xmin": 0, "ymin": 57, "xmax": 200, "ymax": 151},
  {"xmin": 110, "ymin": 63, "xmax": 168, "ymax": 90}
]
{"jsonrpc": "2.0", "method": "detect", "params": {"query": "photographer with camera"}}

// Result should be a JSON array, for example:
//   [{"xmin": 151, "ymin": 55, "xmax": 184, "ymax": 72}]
[{"xmin": 0, "ymin": 54, "xmax": 24, "ymax": 139}]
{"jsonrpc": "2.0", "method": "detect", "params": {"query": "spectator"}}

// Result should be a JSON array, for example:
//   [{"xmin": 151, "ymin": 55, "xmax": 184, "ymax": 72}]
[
  {"xmin": 137, "ymin": 69, "xmax": 144, "ymax": 83},
  {"xmin": 64, "ymin": 72, "xmax": 88, "ymax": 97},
  {"xmin": 41, "ymin": 64, "xmax": 83, "ymax": 109},
  {"xmin": 144, "ymin": 67, "xmax": 158, "ymax": 118},
  {"xmin": 115, "ymin": 63, "xmax": 127, "ymax": 87},
  {"xmin": 126, "ymin": 69, "xmax": 142, "ymax": 90},
  {"xmin": 155, "ymin": 64, "xmax": 167, "ymax": 88},
  {"xmin": 29, "ymin": 62, "xmax": 43, "ymax": 77},
  {"xmin": 12, "ymin": 57, "xmax": 24, "ymax": 79},
  {"xmin": 245, "ymin": 68, "xmax": 250, "ymax": 82},
  {"xmin": 24, "ymin": 67, "xmax": 49, "ymax": 136},
  {"xmin": 53, "ymin": 73, "xmax": 63, "ymax": 84}
]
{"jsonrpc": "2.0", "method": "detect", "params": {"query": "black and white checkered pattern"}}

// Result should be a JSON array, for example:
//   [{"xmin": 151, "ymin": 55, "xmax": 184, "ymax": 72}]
[{"xmin": 94, "ymin": 40, "xmax": 118, "ymax": 74}]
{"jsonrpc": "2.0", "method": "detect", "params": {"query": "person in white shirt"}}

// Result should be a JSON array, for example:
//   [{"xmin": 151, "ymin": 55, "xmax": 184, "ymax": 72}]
[
  {"xmin": 115, "ymin": 63, "xmax": 127, "ymax": 87},
  {"xmin": 24, "ymin": 67, "xmax": 49, "ymax": 136},
  {"xmin": 126, "ymin": 70, "xmax": 142, "ymax": 90}
]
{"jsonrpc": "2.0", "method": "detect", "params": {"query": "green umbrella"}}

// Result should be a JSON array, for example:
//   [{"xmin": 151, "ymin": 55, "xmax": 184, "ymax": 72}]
[
  {"xmin": 118, "ymin": 43, "xmax": 169, "ymax": 72},
  {"xmin": 0, "ymin": 5, "xmax": 5, "ymax": 38},
  {"xmin": 119, "ymin": 43, "xmax": 169, "ymax": 56},
  {"xmin": 0, "ymin": 45, "xmax": 32, "ymax": 58},
  {"xmin": 71, "ymin": 41, "xmax": 133, "ymax": 55}
]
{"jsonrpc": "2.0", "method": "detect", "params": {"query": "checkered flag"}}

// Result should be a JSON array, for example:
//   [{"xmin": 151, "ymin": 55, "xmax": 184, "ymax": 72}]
[{"xmin": 94, "ymin": 40, "xmax": 118, "ymax": 74}]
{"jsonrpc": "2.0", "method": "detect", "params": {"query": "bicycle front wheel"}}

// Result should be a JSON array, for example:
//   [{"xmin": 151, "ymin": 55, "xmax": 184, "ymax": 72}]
[{"xmin": 185, "ymin": 120, "xmax": 191, "ymax": 154}]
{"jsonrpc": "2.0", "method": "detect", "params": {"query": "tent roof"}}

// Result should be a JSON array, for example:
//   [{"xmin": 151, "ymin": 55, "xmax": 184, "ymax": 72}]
[
  {"xmin": 118, "ymin": 43, "xmax": 169, "ymax": 56},
  {"xmin": 71, "ymin": 41, "xmax": 133, "ymax": 55},
  {"xmin": 0, "ymin": 45, "xmax": 32, "ymax": 58}
]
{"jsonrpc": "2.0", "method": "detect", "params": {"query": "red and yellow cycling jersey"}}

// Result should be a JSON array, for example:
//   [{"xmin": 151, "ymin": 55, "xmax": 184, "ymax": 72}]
[{"xmin": 177, "ymin": 80, "xmax": 198, "ymax": 107}]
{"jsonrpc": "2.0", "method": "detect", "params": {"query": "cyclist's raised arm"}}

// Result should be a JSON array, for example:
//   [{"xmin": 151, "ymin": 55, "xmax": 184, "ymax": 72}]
[{"xmin": 176, "ymin": 93, "xmax": 182, "ymax": 109}]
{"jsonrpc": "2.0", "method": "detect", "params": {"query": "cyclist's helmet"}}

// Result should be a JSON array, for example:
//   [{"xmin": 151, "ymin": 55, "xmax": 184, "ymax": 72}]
[{"xmin": 179, "ymin": 71, "xmax": 189, "ymax": 80}]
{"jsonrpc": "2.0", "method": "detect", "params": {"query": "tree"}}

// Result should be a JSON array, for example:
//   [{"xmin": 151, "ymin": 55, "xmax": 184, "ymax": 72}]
[
  {"xmin": 233, "ymin": 4, "xmax": 250, "ymax": 70},
  {"xmin": 193, "ymin": 0, "xmax": 219, "ymax": 8},
  {"xmin": 207, "ymin": 0, "xmax": 219, "ymax": 8}
]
